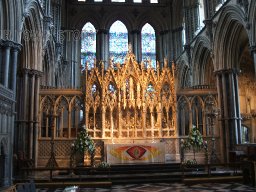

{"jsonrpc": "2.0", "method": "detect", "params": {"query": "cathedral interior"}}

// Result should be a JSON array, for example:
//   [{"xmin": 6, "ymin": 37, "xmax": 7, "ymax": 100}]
[{"xmin": 1, "ymin": 0, "xmax": 256, "ymax": 189}]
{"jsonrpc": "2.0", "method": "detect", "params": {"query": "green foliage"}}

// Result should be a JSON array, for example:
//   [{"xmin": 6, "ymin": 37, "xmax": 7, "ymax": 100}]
[
  {"xmin": 184, "ymin": 159, "xmax": 197, "ymax": 166},
  {"xmin": 181, "ymin": 126, "xmax": 208, "ymax": 165},
  {"xmin": 97, "ymin": 161, "xmax": 110, "ymax": 169},
  {"xmin": 181, "ymin": 126, "xmax": 204, "ymax": 151},
  {"xmin": 73, "ymin": 125, "xmax": 95, "ymax": 155}
]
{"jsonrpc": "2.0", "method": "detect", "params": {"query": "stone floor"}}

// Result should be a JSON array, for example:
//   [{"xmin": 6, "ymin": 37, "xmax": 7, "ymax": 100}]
[{"xmin": 37, "ymin": 182, "xmax": 256, "ymax": 192}]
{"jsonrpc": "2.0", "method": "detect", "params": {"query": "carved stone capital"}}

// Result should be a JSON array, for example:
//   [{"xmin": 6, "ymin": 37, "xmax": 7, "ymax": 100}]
[
  {"xmin": 0, "ymin": 40, "xmax": 22, "ymax": 51},
  {"xmin": 159, "ymin": 30, "xmax": 169, "ymax": 35},
  {"xmin": 214, "ymin": 68, "xmax": 240, "ymax": 75},
  {"xmin": 250, "ymin": 45, "xmax": 256, "ymax": 53},
  {"xmin": 172, "ymin": 26, "xmax": 183, "ymax": 33},
  {"xmin": 97, "ymin": 29, "xmax": 109, "ymax": 34},
  {"xmin": 43, "ymin": 16, "xmax": 53, "ymax": 23},
  {"xmin": 130, "ymin": 30, "xmax": 140, "ymax": 34}
]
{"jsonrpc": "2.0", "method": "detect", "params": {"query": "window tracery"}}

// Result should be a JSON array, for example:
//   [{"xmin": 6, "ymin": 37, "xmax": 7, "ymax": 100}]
[
  {"xmin": 109, "ymin": 20, "xmax": 128, "ymax": 64},
  {"xmin": 81, "ymin": 22, "xmax": 96, "ymax": 70},
  {"xmin": 141, "ymin": 23, "xmax": 156, "ymax": 69}
]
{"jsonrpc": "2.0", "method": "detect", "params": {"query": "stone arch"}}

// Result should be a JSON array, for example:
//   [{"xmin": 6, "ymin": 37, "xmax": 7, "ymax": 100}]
[
  {"xmin": 20, "ymin": 1, "xmax": 43, "ymax": 70},
  {"xmin": 0, "ymin": 0, "xmax": 7, "ymax": 39},
  {"xmin": 104, "ymin": 14, "xmax": 133, "ymax": 33},
  {"xmin": 177, "ymin": 95, "xmax": 191, "ymax": 135},
  {"xmin": 42, "ymin": 41, "xmax": 56, "ymax": 86},
  {"xmin": 171, "ymin": 0, "xmax": 184, "ymax": 28},
  {"xmin": 0, "ymin": 0, "xmax": 23, "ymax": 42},
  {"xmin": 192, "ymin": 36, "xmax": 212, "ymax": 85},
  {"xmin": 248, "ymin": 0, "xmax": 256, "ymax": 44},
  {"xmin": 191, "ymin": 95, "xmax": 204, "ymax": 133},
  {"xmin": 74, "ymin": 13, "xmax": 101, "ymax": 31},
  {"xmin": 214, "ymin": 5, "xmax": 248, "ymax": 70},
  {"xmin": 0, "ymin": 138, "xmax": 7, "ymax": 187},
  {"xmin": 180, "ymin": 63, "xmax": 191, "ymax": 89},
  {"xmin": 137, "ymin": 12, "xmax": 167, "ymax": 33},
  {"xmin": 0, "ymin": 138, "xmax": 7, "ymax": 155}
]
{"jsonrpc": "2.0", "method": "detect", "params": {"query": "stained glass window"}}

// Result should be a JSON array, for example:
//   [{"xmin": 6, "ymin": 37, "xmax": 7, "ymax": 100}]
[
  {"xmin": 109, "ymin": 20, "xmax": 128, "ymax": 64},
  {"xmin": 141, "ymin": 23, "xmax": 156, "ymax": 68},
  {"xmin": 81, "ymin": 22, "xmax": 96, "ymax": 70}
]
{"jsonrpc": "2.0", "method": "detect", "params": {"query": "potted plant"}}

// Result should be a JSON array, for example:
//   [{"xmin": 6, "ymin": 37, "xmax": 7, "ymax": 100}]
[
  {"xmin": 73, "ymin": 125, "xmax": 95, "ymax": 167},
  {"xmin": 181, "ymin": 126, "xmax": 207, "ymax": 165}
]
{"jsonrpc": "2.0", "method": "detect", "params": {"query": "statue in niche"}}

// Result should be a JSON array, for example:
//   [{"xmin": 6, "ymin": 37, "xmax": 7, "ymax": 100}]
[
  {"xmin": 129, "ymin": 77, "xmax": 134, "ymax": 100},
  {"xmin": 89, "ymin": 116, "xmax": 94, "ymax": 129},
  {"xmin": 105, "ymin": 120, "xmax": 110, "ymax": 129},
  {"xmin": 162, "ymin": 117, "xmax": 167, "ymax": 128},
  {"xmin": 247, "ymin": 97, "xmax": 251, "ymax": 113},
  {"xmin": 137, "ymin": 84, "xmax": 141, "ymax": 99},
  {"xmin": 122, "ymin": 82, "xmax": 126, "ymax": 100},
  {"xmin": 128, "ymin": 43, "xmax": 132, "ymax": 54}
]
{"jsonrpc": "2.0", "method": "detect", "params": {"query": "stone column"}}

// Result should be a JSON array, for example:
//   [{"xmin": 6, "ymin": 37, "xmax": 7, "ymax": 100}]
[
  {"xmin": 150, "ymin": 110, "xmax": 154, "ymax": 139},
  {"xmin": 202, "ymin": 109, "xmax": 206, "ymax": 136},
  {"xmin": 11, "ymin": 44, "xmax": 22, "ymax": 92},
  {"xmin": 96, "ymin": 29, "xmax": 109, "ymax": 68},
  {"xmin": 1, "ymin": 40, "xmax": 11, "ymax": 88},
  {"xmin": 189, "ymin": 109, "xmax": 193, "ymax": 131},
  {"xmin": 130, "ymin": 30, "xmax": 140, "ymax": 60},
  {"xmin": 68, "ymin": 110, "xmax": 71, "ymax": 138},
  {"xmin": 157, "ymin": 104, "xmax": 162, "ymax": 137},
  {"xmin": 110, "ymin": 109, "xmax": 113, "ymax": 139},
  {"xmin": 118, "ymin": 102, "xmax": 121, "ymax": 138},
  {"xmin": 33, "ymin": 72, "xmax": 41, "ymax": 166},
  {"xmin": 159, "ymin": 30, "xmax": 169, "ymax": 66},
  {"xmin": 215, "ymin": 69, "xmax": 242, "ymax": 162},
  {"xmin": 28, "ymin": 72, "xmax": 35, "ymax": 159},
  {"xmin": 102, "ymin": 107, "xmax": 106, "ymax": 138},
  {"xmin": 104, "ymin": 30, "xmax": 109, "ymax": 69},
  {"xmin": 250, "ymin": 45, "xmax": 256, "ymax": 80},
  {"xmin": 221, "ymin": 71, "xmax": 230, "ymax": 161},
  {"xmin": 21, "ymin": 69, "xmax": 29, "ymax": 154},
  {"xmin": 233, "ymin": 71, "xmax": 242, "ymax": 143},
  {"xmin": 0, "ymin": 46, "xmax": 2, "ymax": 84},
  {"xmin": 142, "ymin": 107, "xmax": 146, "ymax": 138}
]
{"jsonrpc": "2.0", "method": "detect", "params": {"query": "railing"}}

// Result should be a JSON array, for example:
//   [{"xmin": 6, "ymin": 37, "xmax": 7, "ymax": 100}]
[
  {"xmin": 21, "ymin": 166, "xmax": 111, "ymax": 181},
  {"xmin": 181, "ymin": 162, "xmax": 243, "ymax": 180},
  {"xmin": 0, "ymin": 185, "xmax": 17, "ymax": 192}
]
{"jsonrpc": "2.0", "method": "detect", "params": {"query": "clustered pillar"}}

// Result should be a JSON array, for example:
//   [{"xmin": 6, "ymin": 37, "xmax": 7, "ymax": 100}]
[
  {"xmin": 0, "ymin": 40, "xmax": 22, "ymax": 90},
  {"xmin": 215, "ymin": 69, "xmax": 241, "ymax": 162},
  {"xmin": 15, "ymin": 69, "xmax": 42, "ymax": 165}
]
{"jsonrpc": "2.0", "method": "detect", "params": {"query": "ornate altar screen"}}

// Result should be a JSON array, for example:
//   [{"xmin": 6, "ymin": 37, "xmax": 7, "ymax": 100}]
[{"xmin": 83, "ymin": 47, "xmax": 177, "ymax": 142}]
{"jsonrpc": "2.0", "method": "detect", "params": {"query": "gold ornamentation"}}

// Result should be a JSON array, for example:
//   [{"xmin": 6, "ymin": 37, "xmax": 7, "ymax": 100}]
[{"xmin": 84, "ymin": 49, "xmax": 177, "ymax": 139}]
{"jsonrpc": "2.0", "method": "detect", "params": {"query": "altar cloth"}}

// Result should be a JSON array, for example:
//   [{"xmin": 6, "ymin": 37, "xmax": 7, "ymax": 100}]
[{"xmin": 106, "ymin": 143, "xmax": 165, "ymax": 164}]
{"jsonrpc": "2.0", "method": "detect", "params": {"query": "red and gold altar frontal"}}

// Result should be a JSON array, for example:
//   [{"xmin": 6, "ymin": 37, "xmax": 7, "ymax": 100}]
[{"xmin": 83, "ymin": 48, "xmax": 177, "ymax": 141}]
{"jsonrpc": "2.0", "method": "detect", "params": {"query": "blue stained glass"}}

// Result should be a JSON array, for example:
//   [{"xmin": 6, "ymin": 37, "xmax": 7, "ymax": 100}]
[
  {"xmin": 81, "ymin": 22, "xmax": 96, "ymax": 70},
  {"xmin": 141, "ymin": 23, "xmax": 156, "ymax": 68},
  {"xmin": 109, "ymin": 20, "xmax": 128, "ymax": 64}
]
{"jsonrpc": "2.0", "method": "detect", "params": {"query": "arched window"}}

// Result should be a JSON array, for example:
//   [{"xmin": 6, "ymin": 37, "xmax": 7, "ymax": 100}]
[
  {"xmin": 194, "ymin": 0, "xmax": 205, "ymax": 35},
  {"xmin": 215, "ymin": 0, "xmax": 227, "ymax": 11},
  {"xmin": 198, "ymin": 0, "xmax": 205, "ymax": 30},
  {"xmin": 141, "ymin": 23, "xmax": 156, "ymax": 68},
  {"xmin": 81, "ymin": 22, "xmax": 96, "ymax": 70},
  {"xmin": 182, "ymin": 20, "xmax": 186, "ymax": 47},
  {"xmin": 109, "ymin": 20, "xmax": 128, "ymax": 64}
]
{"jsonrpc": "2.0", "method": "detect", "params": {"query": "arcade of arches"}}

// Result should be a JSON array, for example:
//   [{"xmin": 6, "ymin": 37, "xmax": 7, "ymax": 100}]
[{"xmin": 1, "ymin": 0, "xmax": 256, "ymax": 187}]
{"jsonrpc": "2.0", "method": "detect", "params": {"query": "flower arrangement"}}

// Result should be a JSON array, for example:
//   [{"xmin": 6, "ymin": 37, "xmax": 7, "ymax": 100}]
[
  {"xmin": 97, "ymin": 161, "xmax": 110, "ymax": 169},
  {"xmin": 73, "ymin": 125, "xmax": 95, "ymax": 155},
  {"xmin": 181, "ymin": 125, "xmax": 208, "ymax": 165}
]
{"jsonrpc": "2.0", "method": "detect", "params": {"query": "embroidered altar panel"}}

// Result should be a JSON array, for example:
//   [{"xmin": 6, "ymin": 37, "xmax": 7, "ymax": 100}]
[{"xmin": 106, "ymin": 143, "xmax": 165, "ymax": 164}]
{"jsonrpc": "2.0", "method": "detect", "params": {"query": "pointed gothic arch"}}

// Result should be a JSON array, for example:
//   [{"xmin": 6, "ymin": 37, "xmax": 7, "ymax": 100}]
[
  {"xmin": 81, "ymin": 22, "xmax": 97, "ymax": 70},
  {"xmin": 109, "ymin": 20, "xmax": 128, "ymax": 64},
  {"xmin": 141, "ymin": 23, "xmax": 156, "ymax": 68}
]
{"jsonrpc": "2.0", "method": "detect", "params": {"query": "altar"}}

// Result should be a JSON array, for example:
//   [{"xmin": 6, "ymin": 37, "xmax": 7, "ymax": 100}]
[{"xmin": 106, "ymin": 143, "xmax": 165, "ymax": 164}]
